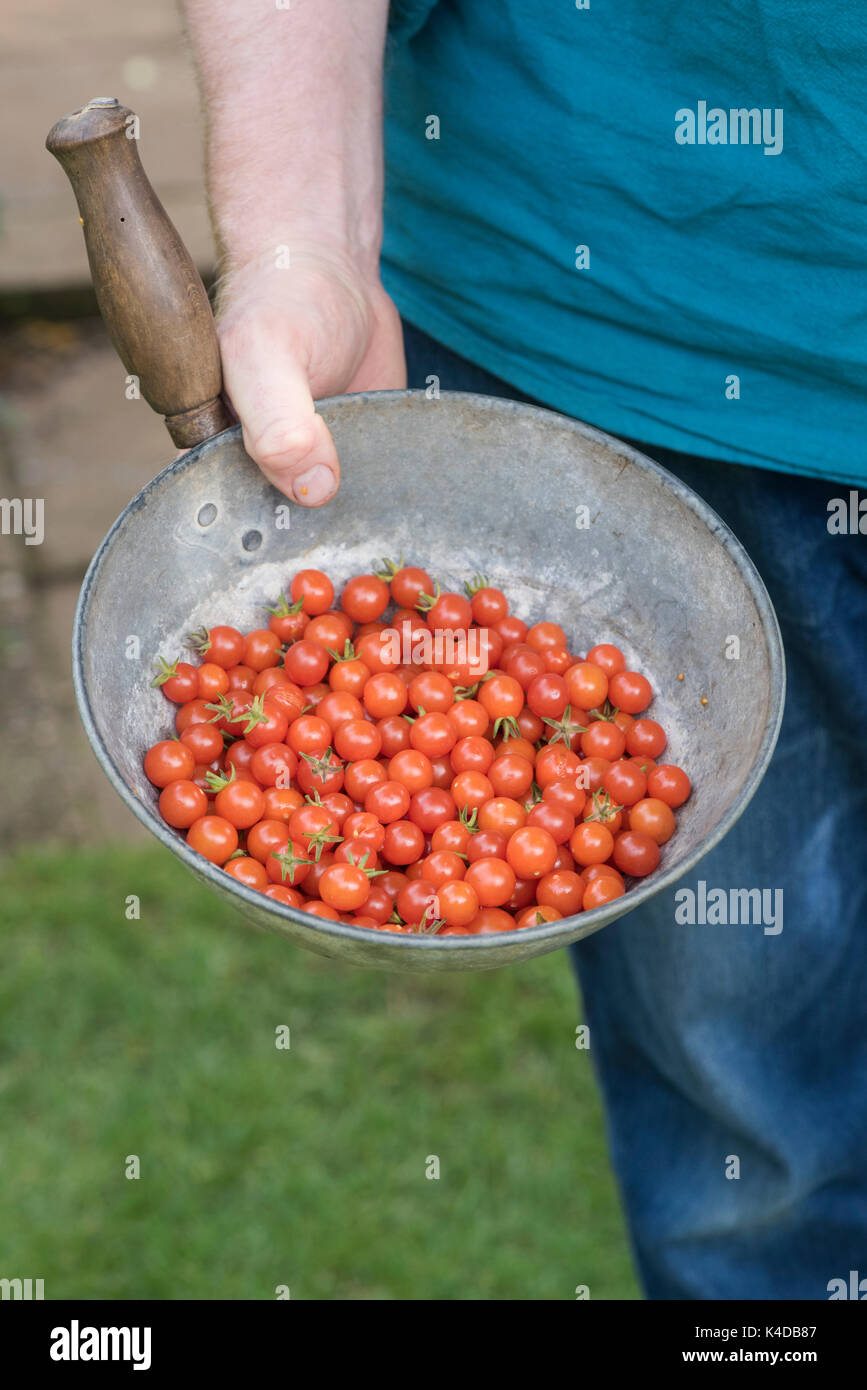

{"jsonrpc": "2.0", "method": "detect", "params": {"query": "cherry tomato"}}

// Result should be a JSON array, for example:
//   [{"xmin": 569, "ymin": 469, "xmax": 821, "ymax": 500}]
[
  {"xmin": 437, "ymin": 880, "xmax": 480, "ymax": 926},
  {"xmin": 420, "ymin": 850, "xmax": 466, "ymax": 887},
  {"xmin": 580, "ymin": 720, "xmax": 627, "ymax": 761},
  {"xmin": 582, "ymin": 876, "xmax": 626, "ymax": 909},
  {"xmin": 612, "ymin": 830, "xmax": 660, "ymax": 877},
  {"xmin": 153, "ymin": 658, "xmax": 199, "ymax": 703},
  {"xmin": 305, "ymin": 611, "xmax": 353, "ymax": 650},
  {"xmin": 290, "ymin": 569, "xmax": 334, "ymax": 616},
  {"xmin": 526, "ymin": 800, "xmax": 575, "ymax": 844},
  {"xmin": 158, "ymin": 779, "xmax": 208, "ymax": 828},
  {"xmin": 450, "ymin": 771, "xmax": 494, "ymax": 812},
  {"xmin": 365, "ymin": 780, "xmax": 411, "ymax": 824},
  {"xmin": 410, "ymin": 711, "xmax": 456, "ymax": 757},
  {"xmin": 585, "ymin": 644, "xmax": 625, "ymax": 677},
  {"xmin": 408, "ymin": 787, "xmax": 457, "ymax": 833},
  {"xmin": 425, "ymin": 591, "xmax": 473, "ymax": 631},
  {"xmin": 542, "ymin": 777, "xmax": 587, "ymax": 818},
  {"xmin": 647, "ymin": 763, "xmax": 691, "ymax": 808},
  {"xmin": 262, "ymin": 787, "xmax": 304, "ymax": 822},
  {"xmin": 328, "ymin": 655, "xmax": 371, "ymax": 697},
  {"xmin": 175, "ymin": 697, "xmax": 214, "ymax": 733},
  {"xmin": 506, "ymin": 826, "xmax": 558, "ymax": 879},
  {"xmin": 478, "ymin": 673, "xmax": 523, "ymax": 720},
  {"xmin": 215, "ymin": 777, "xmax": 266, "ymax": 829},
  {"xmin": 565, "ymin": 662, "xmax": 609, "ymax": 711},
  {"xmin": 466, "ymin": 829, "xmax": 508, "ymax": 863},
  {"xmin": 335, "ymin": 719, "xmax": 383, "ymax": 762},
  {"xmin": 144, "ymin": 740, "xmax": 195, "ymax": 787},
  {"xmin": 199, "ymin": 625, "xmax": 246, "ymax": 669},
  {"xmin": 465, "ymin": 857, "xmax": 516, "ymax": 907},
  {"xmin": 388, "ymin": 749, "xmax": 434, "ymax": 792},
  {"xmin": 570, "ymin": 821, "xmax": 615, "ymax": 867},
  {"xmin": 340, "ymin": 574, "xmax": 390, "ymax": 623},
  {"xmin": 244, "ymin": 629, "xmax": 282, "ymax": 671},
  {"xmin": 187, "ymin": 815, "xmax": 238, "ymax": 864},
  {"xmin": 527, "ymin": 673, "xmax": 569, "ymax": 718},
  {"xmin": 250, "ymin": 743, "xmax": 297, "ymax": 787},
  {"xmin": 179, "ymin": 722, "xmax": 224, "ymax": 763},
  {"xmin": 477, "ymin": 797, "xmax": 526, "ymax": 837},
  {"xmin": 468, "ymin": 581, "xmax": 508, "ymax": 625},
  {"xmin": 387, "ymin": 564, "xmax": 435, "ymax": 608},
  {"xmin": 319, "ymin": 863, "xmax": 371, "ymax": 911},
  {"xmin": 488, "ymin": 754, "xmax": 534, "ymax": 799},
  {"xmin": 267, "ymin": 597, "xmax": 309, "ymax": 644},
  {"xmin": 224, "ymin": 856, "xmax": 269, "ymax": 891},
  {"xmin": 537, "ymin": 869, "xmax": 585, "ymax": 915},
  {"xmin": 516, "ymin": 904, "xmax": 563, "ymax": 927},
  {"xmin": 526, "ymin": 621, "xmax": 567, "ymax": 652},
  {"xmin": 608, "ymin": 670, "xmax": 653, "ymax": 714},
  {"xmin": 383, "ymin": 819, "xmax": 426, "ymax": 866},
  {"xmin": 263, "ymin": 883, "xmax": 304, "ymax": 908},
  {"xmin": 284, "ymin": 639, "xmax": 330, "ymax": 686},
  {"xmin": 628, "ymin": 797, "xmax": 676, "ymax": 844},
  {"xmin": 451, "ymin": 736, "xmax": 495, "ymax": 775},
  {"xmin": 602, "ymin": 760, "xmax": 648, "ymax": 807},
  {"xmin": 408, "ymin": 670, "xmax": 455, "ymax": 713},
  {"xmin": 363, "ymin": 673, "xmax": 408, "ymax": 718},
  {"xmin": 626, "ymin": 718, "xmax": 667, "ymax": 758},
  {"xmin": 195, "ymin": 663, "xmax": 229, "ymax": 702}
]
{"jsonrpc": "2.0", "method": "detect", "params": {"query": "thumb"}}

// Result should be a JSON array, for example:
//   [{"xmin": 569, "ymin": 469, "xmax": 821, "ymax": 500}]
[{"xmin": 219, "ymin": 324, "xmax": 341, "ymax": 507}]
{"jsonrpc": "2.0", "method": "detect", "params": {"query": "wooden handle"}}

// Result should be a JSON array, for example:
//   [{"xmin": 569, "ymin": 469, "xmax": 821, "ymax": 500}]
[{"xmin": 46, "ymin": 98, "xmax": 232, "ymax": 449}]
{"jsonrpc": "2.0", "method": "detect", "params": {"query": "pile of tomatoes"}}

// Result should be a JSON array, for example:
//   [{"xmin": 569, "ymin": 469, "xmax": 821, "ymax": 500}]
[{"xmin": 142, "ymin": 563, "xmax": 691, "ymax": 935}]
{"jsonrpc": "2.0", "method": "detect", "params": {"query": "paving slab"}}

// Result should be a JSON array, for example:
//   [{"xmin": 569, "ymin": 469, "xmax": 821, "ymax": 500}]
[{"xmin": 0, "ymin": 0, "xmax": 212, "ymax": 289}]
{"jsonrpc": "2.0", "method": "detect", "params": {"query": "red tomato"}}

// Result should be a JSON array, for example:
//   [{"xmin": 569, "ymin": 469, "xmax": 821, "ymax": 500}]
[
  {"xmin": 537, "ymin": 870, "xmax": 585, "ymax": 915},
  {"xmin": 383, "ymin": 819, "xmax": 426, "ymax": 866},
  {"xmin": 612, "ymin": 830, "xmax": 660, "ymax": 877},
  {"xmin": 290, "ymin": 569, "xmax": 334, "ymax": 616},
  {"xmin": 144, "ymin": 740, "xmax": 195, "ymax": 788},
  {"xmin": 506, "ymin": 826, "xmax": 558, "ymax": 880},
  {"xmin": 570, "ymin": 821, "xmax": 614, "ymax": 867},
  {"xmin": 628, "ymin": 797, "xmax": 676, "ymax": 844},
  {"xmin": 565, "ymin": 662, "xmax": 609, "ymax": 711},
  {"xmin": 608, "ymin": 670, "xmax": 653, "ymax": 714},
  {"xmin": 626, "ymin": 718, "xmax": 667, "ymax": 758},
  {"xmin": 187, "ymin": 815, "xmax": 238, "ymax": 864},
  {"xmin": 647, "ymin": 763, "xmax": 692, "ymax": 808},
  {"xmin": 284, "ymin": 639, "xmax": 330, "ymax": 686},
  {"xmin": 159, "ymin": 779, "xmax": 208, "ymax": 828},
  {"xmin": 464, "ymin": 857, "xmax": 516, "ymax": 908},
  {"xmin": 585, "ymin": 644, "xmax": 625, "ymax": 677},
  {"xmin": 340, "ymin": 574, "xmax": 390, "ymax": 623}
]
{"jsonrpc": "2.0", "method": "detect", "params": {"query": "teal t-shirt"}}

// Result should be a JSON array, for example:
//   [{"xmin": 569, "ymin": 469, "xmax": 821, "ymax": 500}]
[{"xmin": 382, "ymin": 1, "xmax": 867, "ymax": 483}]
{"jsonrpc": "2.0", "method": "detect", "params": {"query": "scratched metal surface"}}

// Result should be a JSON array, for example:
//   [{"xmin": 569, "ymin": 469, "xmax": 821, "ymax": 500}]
[{"xmin": 73, "ymin": 391, "xmax": 785, "ymax": 971}]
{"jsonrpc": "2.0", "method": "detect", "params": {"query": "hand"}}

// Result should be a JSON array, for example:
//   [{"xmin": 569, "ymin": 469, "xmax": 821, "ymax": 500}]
[{"xmin": 216, "ymin": 248, "xmax": 406, "ymax": 506}]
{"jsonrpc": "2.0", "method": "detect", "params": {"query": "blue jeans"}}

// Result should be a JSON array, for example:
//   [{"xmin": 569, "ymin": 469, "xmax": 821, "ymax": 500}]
[{"xmin": 403, "ymin": 319, "xmax": 867, "ymax": 1300}]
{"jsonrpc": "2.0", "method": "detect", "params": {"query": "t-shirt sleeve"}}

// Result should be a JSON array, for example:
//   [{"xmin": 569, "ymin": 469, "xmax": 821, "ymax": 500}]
[{"xmin": 388, "ymin": 0, "xmax": 440, "ymax": 41}]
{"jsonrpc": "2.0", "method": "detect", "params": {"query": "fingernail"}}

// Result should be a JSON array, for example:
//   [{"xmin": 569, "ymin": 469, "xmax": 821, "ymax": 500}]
[{"xmin": 292, "ymin": 464, "xmax": 336, "ymax": 506}]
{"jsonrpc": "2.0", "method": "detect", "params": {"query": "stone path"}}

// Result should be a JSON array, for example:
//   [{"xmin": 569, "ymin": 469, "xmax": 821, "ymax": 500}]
[
  {"xmin": 0, "ymin": 0, "xmax": 211, "ymax": 290},
  {"xmin": 0, "ymin": 0, "xmax": 211, "ymax": 844}
]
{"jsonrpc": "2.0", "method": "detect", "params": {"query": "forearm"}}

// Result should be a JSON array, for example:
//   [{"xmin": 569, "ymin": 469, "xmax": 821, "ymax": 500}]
[{"xmin": 182, "ymin": 0, "xmax": 390, "ymax": 285}]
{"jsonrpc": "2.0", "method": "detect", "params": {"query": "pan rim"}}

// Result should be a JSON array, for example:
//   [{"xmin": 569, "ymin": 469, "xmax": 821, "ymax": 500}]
[{"xmin": 72, "ymin": 389, "xmax": 786, "ymax": 958}]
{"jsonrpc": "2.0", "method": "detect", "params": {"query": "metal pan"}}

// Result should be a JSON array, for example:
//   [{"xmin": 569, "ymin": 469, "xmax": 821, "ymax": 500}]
[{"xmin": 49, "ymin": 100, "xmax": 785, "ymax": 971}]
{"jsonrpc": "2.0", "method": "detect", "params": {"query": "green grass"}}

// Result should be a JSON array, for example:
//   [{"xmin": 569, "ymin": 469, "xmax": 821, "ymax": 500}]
[{"xmin": 0, "ymin": 845, "xmax": 639, "ymax": 1300}]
